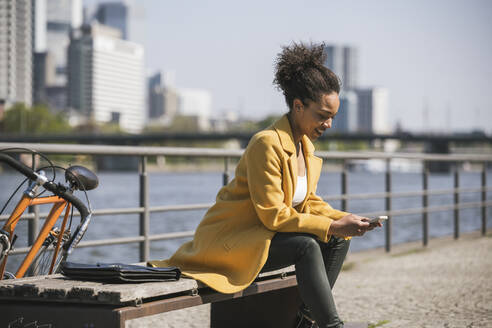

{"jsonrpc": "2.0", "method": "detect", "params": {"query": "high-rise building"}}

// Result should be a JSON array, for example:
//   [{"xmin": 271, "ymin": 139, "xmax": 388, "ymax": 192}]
[
  {"xmin": 342, "ymin": 47, "xmax": 358, "ymax": 90},
  {"xmin": 324, "ymin": 44, "xmax": 390, "ymax": 133},
  {"xmin": 67, "ymin": 23, "xmax": 145, "ymax": 133},
  {"xmin": 33, "ymin": 0, "xmax": 49, "ymax": 106},
  {"xmin": 0, "ymin": 0, "xmax": 33, "ymax": 107},
  {"xmin": 175, "ymin": 88, "xmax": 212, "ymax": 131},
  {"xmin": 46, "ymin": 0, "xmax": 82, "ymax": 86},
  {"xmin": 147, "ymin": 72, "xmax": 178, "ymax": 125},
  {"xmin": 95, "ymin": 2, "xmax": 128, "ymax": 40},
  {"xmin": 148, "ymin": 73, "xmax": 163, "ymax": 118},
  {"xmin": 33, "ymin": 0, "xmax": 47, "ymax": 53},
  {"xmin": 47, "ymin": 0, "xmax": 83, "ymax": 26},
  {"xmin": 331, "ymin": 91, "xmax": 358, "ymax": 133},
  {"xmin": 178, "ymin": 89, "xmax": 212, "ymax": 118},
  {"xmin": 33, "ymin": 0, "xmax": 83, "ymax": 111},
  {"xmin": 354, "ymin": 88, "xmax": 389, "ymax": 134},
  {"xmin": 323, "ymin": 45, "xmax": 358, "ymax": 90},
  {"xmin": 33, "ymin": 52, "xmax": 57, "ymax": 105}
]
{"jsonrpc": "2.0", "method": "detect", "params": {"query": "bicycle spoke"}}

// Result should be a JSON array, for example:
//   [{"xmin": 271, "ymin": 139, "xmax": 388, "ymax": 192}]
[{"xmin": 26, "ymin": 231, "xmax": 68, "ymax": 276}]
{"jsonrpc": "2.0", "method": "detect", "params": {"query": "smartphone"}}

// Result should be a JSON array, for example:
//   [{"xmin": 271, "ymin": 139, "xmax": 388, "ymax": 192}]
[{"xmin": 369, "ymin": 215, "xmax": 388, "ymax": 224}]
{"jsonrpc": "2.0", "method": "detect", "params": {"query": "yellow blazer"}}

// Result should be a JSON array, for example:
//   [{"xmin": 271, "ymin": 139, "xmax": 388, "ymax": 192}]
[{"xmin": 148, "ymin": 115, "xmax": 348, "ymax": 293}]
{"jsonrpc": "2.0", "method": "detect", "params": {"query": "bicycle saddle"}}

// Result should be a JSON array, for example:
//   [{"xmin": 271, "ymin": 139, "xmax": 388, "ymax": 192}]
[{"xmin": 65, "ymin": 165, "xmax": 99, "ymax": 191}]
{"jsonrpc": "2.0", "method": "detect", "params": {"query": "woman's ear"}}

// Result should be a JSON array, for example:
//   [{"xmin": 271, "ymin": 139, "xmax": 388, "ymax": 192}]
[{"xmin": 292, "ymin": 99, "xmax": 303, "ymax": 112}]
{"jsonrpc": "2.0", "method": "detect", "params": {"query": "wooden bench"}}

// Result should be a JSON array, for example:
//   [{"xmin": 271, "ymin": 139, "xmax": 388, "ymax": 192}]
[{"xmin": 0, "ymin": 266, "xmax": 303, "ymax": 328}]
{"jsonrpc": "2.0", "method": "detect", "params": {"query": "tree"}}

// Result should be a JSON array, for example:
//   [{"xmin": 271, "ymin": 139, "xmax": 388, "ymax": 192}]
[{"xmin": 0, "ymin": 103, "xmax": 71, "ymax": 134}]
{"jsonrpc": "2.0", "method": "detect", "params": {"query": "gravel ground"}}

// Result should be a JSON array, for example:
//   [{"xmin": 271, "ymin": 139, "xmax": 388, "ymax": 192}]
[{"xmin": 127, "ymin": 231, "xmax": 492, "ymax": 328}]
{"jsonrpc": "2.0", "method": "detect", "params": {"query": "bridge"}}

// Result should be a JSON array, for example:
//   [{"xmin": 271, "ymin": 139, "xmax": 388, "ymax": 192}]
[
  {"xmin": 2, "ymin": 131, "xmax": 490, "ymax": 173},
  {"xmin": 1, "ymin": 131, "xmax": 491, "ymax": 145}
]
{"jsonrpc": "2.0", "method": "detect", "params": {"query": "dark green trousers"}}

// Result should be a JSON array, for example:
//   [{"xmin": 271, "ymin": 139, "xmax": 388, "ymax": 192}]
[{"xmin": 260, "ymin": 232, "xmax": 350, "ymax": 328}]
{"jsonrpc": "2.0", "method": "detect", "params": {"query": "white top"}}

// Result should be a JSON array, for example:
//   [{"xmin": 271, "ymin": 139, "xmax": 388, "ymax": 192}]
[{"xmin": 292, "ymin": 174, "xmax": 307, "ymax": 207}]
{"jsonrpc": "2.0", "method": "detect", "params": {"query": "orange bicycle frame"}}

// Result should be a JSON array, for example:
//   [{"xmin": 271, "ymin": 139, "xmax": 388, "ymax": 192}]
[{"xmin": 0, "ymin": 194, "xmax": 72, "ymax": 279}]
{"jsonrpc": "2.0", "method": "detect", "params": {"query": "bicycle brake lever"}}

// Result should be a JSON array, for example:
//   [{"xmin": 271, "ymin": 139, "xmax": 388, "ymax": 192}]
[{"xmin": 64, "ymin": 213, "xmax": 92, "ymax": 255}]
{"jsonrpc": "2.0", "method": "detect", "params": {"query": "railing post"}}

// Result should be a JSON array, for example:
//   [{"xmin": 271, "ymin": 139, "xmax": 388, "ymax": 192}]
[
  {"xmin": 454, "ymin": 165, "xmax": 460, "ymax": 239},
  {"xmin": 422, "ymin": 162, "xmax": 429, "ymax": 247},
  {"xmin": 139, "ymin": 156, "xmax": 150, "ymax": 262},
  {"xmin": 223, "ymin": 157, "xmax": 229, "ymax": 186},
  {"xmin": 385, "ymin": 159, "xmax": 392, "ymax": 252},
  {"xmin": 28, "ymin": 153, "xmax": 39, "ymax": 245},
  {"xmin": 341, "ymin": 160, "xmax": 347, "ymax": 212},
  {"xmin": 482, "ymin": 162, "xmax": 487, "ymax": 236}
]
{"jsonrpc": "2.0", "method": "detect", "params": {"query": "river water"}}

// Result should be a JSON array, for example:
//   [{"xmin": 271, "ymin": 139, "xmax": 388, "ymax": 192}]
[{"xmin": 1, "ymin": 169, "xmax": 491, "ymax": 273}]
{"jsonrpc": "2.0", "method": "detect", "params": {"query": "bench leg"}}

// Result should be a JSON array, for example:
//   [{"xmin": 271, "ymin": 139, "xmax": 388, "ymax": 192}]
[{"xmin": 211, "ymin": 286, "xmax": 302, "ymax": 328}]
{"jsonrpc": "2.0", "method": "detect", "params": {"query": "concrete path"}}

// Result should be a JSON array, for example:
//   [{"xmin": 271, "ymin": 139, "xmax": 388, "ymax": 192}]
[
  {"xmin": 335, "ymin": 230, "xmax": 492, "ymax": 327},
  {"xmin": 127, "ymin": 230, "xmax": 492, "ymax": 328}
]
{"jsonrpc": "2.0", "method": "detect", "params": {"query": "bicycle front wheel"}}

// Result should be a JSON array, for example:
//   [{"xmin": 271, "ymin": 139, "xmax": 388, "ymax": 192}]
[
  {"xmin": 25, "ymin": 229, "xmax": 70, "ymax": 276},
  {"xmin": 26, "ymin": 243, "xmax": 67, "ymax": 276}
]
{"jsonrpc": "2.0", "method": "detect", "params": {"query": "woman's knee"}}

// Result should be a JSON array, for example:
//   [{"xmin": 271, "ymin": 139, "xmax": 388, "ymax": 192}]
[{"xmin": 296, "ymin": 235, "xmax": 322, "ymax": 261}]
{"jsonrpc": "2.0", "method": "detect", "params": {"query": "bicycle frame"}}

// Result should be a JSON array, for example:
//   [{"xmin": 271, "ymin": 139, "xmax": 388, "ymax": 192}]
[{"xmin": 0, "ymin": 193, "xmax": 72, "ymax": 279}]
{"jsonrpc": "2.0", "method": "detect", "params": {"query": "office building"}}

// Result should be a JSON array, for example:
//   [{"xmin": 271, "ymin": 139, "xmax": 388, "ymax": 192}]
[
  {"xmin": 95, "ymin": 2, "xmax": 128, "ymax": 40},
  {"xmin": 178, "ymin": 89, "xmax": 212, "ymax": 117},
  {"xmin": 29, "ymin": 0, "xmax": 83, "ymax": 111},
  {"xmin": 34, "ymin": 0, "xmax": 47, "ymax": 52},
  {"xmin": 46, "ymin": 0, "xmax": 83, "ymax": 86},
  {"xmin": 331, "ymin": 91, "xmax": 358, "ymax": 133},
  {"xmin": 355, "ymin": 88, "xmax": 389, "ymax": 134},
  {"xmin": 32, "ymin": 0, "xmax": 50, "ymax": 107},
  {"xmin": 0, "ymin": 0, "xmax": 33, "ymax": 107},
  {"xmin": 47, "ymin": 0, "xmax": 83, "ymax": 26},
  {"xmin": 323, "ymin": 45, "xmax": 358, "ymax": 90},
  {"xmin": 148, "ymin": 72, "xmax": 178, "ymax": 125},
  {"xmin": 33, "ymin": 51, "xmax": 60, "ymax": 108},
  {"xmin": 324, "ymin": 44, "xmax": 390, "ymax": 133},
  {"xmin": 67, "ymin": 23, "xmax": 145, "ymax": 133},
  {"xmin": 148, "ymin": 73, "xmax": 163, "ymax": 118},
  {"xmin": 172, "ymin": 88, "xmax": 212, "ymax": 131},
  {"xmin": 33, "ymin": 52, "xmax": 56, "ymax": 105}
]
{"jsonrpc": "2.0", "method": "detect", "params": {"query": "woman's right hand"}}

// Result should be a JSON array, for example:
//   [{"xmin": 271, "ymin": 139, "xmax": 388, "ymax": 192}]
[{"xmin": 328, "ymin": 214, "xmax": 371, "ymax": 237}]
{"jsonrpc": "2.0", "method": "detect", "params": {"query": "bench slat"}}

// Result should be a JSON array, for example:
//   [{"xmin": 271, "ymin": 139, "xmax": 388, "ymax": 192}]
[{"xmin": 0, "ymin": 266, "xmax": 296, "ymax": 305}]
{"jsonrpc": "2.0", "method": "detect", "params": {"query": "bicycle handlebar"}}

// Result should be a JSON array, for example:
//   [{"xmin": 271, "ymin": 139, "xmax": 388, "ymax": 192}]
[
  {"xmin": 44, "ymin": 181, "xmax": 90, "ymax": 220},
  {"xmin": 0, "ymin": 153, "xmax": 90, "ymax": 221},
  {"xmin": 0, "ymin": 153, "xmax": 38, "ymax": 180}
]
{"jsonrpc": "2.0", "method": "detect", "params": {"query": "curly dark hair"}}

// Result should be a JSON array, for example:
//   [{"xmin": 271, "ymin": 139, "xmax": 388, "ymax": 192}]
[{"xmin": 273, "ymin": 42, "xmax": 340, "ymax": 110}]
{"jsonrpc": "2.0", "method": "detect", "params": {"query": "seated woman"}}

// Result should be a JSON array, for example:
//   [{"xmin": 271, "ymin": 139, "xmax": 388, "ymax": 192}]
[{"xmin": 149, "ymin": 42, "xmax": 381, "ymax": 328}]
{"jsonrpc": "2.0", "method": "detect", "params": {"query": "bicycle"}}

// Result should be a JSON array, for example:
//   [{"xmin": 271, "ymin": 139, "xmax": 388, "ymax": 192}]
[{"xmin": 0, "ymin": 149, "xmax": 98, "ymax": 279}]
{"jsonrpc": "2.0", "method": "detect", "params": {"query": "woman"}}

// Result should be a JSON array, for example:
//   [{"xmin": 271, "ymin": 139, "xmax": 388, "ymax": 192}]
[{"xmin": 149, "ymin": 42, "xmax": 380, "ymax": 328}]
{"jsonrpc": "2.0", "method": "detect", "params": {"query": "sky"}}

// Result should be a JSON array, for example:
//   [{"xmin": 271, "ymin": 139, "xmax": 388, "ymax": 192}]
[{"xmin": 85, "ymin": 0, "xmax": 492, "ymax": 133}]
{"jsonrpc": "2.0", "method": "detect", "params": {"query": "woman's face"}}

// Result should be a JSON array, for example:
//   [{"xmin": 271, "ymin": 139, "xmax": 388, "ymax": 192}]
[{"xmin": 292, "ymin": 92, "xmax": 340, "ymax": 140}]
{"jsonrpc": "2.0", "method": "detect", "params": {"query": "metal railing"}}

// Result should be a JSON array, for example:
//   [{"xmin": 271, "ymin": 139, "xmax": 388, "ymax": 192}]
[{"xmin": 0, "ymin": 142, "xmax": 490, "ymax": 259}]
